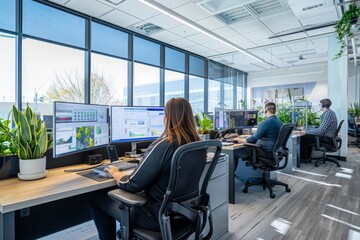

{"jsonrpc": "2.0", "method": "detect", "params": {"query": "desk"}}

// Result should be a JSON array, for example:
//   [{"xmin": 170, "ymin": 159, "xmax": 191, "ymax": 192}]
[
  {"xmin": 221, "ymin": 143, "xmax": 244, "ymax": 204},
  {"xmin": 0, "ymin": 163, "xmax": 121, "ymax": 240}
]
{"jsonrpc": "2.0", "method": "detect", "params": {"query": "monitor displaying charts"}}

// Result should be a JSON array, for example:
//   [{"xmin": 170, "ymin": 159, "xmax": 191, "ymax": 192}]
[
  {"xmin": 53, "ymin": 102, "xmax": 109, "ymax": 158},
  {"xmin": 111, "ymin": 106, "xmax": 165, "ymax": 143}
]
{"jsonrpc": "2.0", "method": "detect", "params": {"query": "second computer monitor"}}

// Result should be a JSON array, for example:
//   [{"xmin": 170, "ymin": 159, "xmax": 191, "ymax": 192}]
[
  {"xmin": 111, "ymin": 106, "xmax": 165, "ymax": 143},
  {"xmin": 229, "ymin": 110, "xmax": 258, "ymax": 128},
  {"xmin": 214, "ymin": 108, "xmax": 229, "ymax": 131}
]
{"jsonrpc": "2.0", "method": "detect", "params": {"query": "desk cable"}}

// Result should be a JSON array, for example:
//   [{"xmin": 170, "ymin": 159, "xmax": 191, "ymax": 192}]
[{"xmin": 63, "ymin": 161, "xmax": 106, "ymax": 172}]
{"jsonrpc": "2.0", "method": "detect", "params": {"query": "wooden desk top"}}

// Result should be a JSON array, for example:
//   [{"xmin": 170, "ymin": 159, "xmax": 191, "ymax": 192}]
[
  {"xmin": 0, "ymin": 164, "xmax": 132, "ymax": 214},
  {"xmin": 222, "ymin": 143, "xmax": 244, "ymax": 150}
]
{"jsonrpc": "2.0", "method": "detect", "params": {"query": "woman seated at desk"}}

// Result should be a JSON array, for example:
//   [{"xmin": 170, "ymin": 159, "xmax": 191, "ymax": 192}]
[
  {"xmin": 89, "ymin": 98, "xmax": 200, "ymax": 239},
  {"xmin": 232, "ymin": 102, "xmax": 283, "ymax": 169}
]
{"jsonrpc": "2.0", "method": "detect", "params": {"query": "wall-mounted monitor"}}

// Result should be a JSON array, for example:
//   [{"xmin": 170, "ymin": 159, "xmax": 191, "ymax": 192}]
[
  {"xmin": 111, "ymin": 106, "xmax": 165, "ymax": 143},
  {"xmin": 53, "ymin": 102, "xmax": 109, "ymax": 158}
]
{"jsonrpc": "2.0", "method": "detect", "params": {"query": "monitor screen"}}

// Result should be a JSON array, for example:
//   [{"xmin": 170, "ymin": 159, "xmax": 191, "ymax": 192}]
[
  {"xmin": 111, "ymin": 106, "xmax": 165, "ymax": 143},
  {"xmin": 214, "ymin": 108, "xmax": 229, "ymax": 131},
  {"xmin": 244, "ymin": 110, "xmax": 258, "ymax": 127},
  {"xmin": 53, "ymin": 102, "xmax": 109, "ymax": 158},
  {"xmin": 229, "ymin": 110, "xmax": 258, "ymax": 128}
]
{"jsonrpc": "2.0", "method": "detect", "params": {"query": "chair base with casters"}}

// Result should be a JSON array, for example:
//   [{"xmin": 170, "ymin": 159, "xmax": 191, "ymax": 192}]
[
  {"xmin": 311, "ymin": 149, "xmax": 341, "ymax": 167},
  {"xmin": 243, "ymin": 171, "xmax": 291, "ymax": 199}
]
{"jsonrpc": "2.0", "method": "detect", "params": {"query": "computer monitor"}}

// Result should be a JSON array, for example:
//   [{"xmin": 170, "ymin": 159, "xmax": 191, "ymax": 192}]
[
  {"xmin": 53, "ymin": 102, "xmax": 109, "ymax": 158},
  {"xmin": 43, "ymin": 115, "xmax": 53, "ymax": 131},
  {"xmin": 214, "ymin": 108, "xmax": 229, "ymax": 131},
  {"xmin": 228, "ymin": 110, "xmax": 258, "ymax": 128},
  {"xmin": 111, "ymin": 106, "xmax": 165, "ymax": 143}
]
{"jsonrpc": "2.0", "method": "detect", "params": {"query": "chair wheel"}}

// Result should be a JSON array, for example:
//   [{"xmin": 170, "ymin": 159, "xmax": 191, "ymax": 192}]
[
  {"xmin": 315, "ymin": 163, "xmax": 319, "ymax": 167},
  {"xmin": 337, "ymin": 164, "xmax": 341, "ymax": 167},
  {"xmin": 270, "ymin": 193, "xmax": 275, "ymax": 198},
  {"xmin": 286, "ymin": 187, "xmax": 291, "ymax": 193},
  {"xmin": 243, "ymin": 188, "xmax": 248, "ymax": 193}
]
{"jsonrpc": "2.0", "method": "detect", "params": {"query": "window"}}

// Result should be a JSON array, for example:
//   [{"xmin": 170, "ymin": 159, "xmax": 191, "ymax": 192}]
[
  {"xmin": 237, "ymin": 86, "xmax": 244, "ymax": 108},
  {"xmin": 0, "ymin": 0, "xmax": 15, "ymax": 32},
  {"xmin": 208, "ymin": 80, "xmax": 221, "ymax": 114},
  {"xmin": 23, "ymin": 0, "xmax": 85, "ymax": 48},
  {"xmin": 164, "ymin": 70, "xmax": 185, "ymax": 103},
  {"xmin": 91, "ymin": 53, "xmax": 128, "ymax": 105},
  {"xmin": 224, "ymin": 83, "xmax": 234, "ymax": 109},
  {"xmin": 134, "ymin": 36, "xmax": 160, "ymax": 66},
  {"xmin": 189, "ymin": 55, "xmax": 205, "ymax": 77},
  {"xmin": 165, "ymin": 47, "xmax": 185, "ymax": 72},
  {"xmin": 189, "ymin": 75, "xmax": 204, "ymax": 114},
  {"xmin": 133, "ymin": 63, "xmax": 160, "ymax": 106},
  {"xmin": 91, "ymin": 22, "xmax": 128, "ymax": 58},
  {"xmin": 22, "ymin": 38, "xmax": 85, "ymax": 114},
  {"xmin": 0, "ymin": 33, "xmax": 15, "ymax": 119}
]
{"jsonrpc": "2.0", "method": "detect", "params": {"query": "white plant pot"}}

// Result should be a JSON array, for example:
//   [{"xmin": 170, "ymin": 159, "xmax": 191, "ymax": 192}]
[
  {"xmin": 18, "ymin": 157, "xmax": 47, "ymax": 180},
  {"xmin": 199, "ymin": 134, "xmax": 210, "ymax": 141}
]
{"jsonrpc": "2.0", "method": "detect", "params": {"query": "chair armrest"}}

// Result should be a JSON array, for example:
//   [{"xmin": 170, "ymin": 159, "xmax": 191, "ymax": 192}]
[
  {"xmin": 108, "ymin": 189, "xmax": 148, "ymax": 207},
  {"xmin": 243, "ymin": 143, "xmax": 262, "ymax": 148}
]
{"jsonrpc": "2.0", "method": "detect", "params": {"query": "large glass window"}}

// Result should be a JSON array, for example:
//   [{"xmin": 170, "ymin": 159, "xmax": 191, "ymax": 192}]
[
  {"xmin": 0, "ymin": 0, "xmax": 15, "ymax": 32},
  {"xmin": 91, "ymin": 22, "xmax": 128, "ymax": 58},
  {"xmin": 208, "ymin": 80, "xmax": 221, "ymax": 114},
  {"xmin": 165, "ymin": 47, "xmax": 185, "ymax": 72},
  {"xmin": 164, "ymin": 70, "xmax": 185, "ymax": 103},
  {"xmin": 133, "ymin": 63, "xmax": 160, "ymax": 106},
  {"xmin": 224, "ymin": 83, "xmax": 234, "ymax": 109},
  {"xmin": 91, "ymin": 53, "xmax": 128, "ymax": 105},
  {"xmin": 134, "ymin": 36, "xmax": 160, "ymax": 66},
  {"xmin": 237, "ymin": 86, "xmax": 244, "ymax": 108},
  {"xmin": 0, "ymin": 33, "xmax": 15, "ymax": 119},
  {"xmin": 189, "ymin": 55, "xmax": 205, "ymax": 77},
  {"xmin": 23, "ymin": 0, "xmax": 85, "ymax": 48},
  {"xmin": 189, "ymin": 75, "xmax": 204, "ymax": 114},
  {"xmin": 22, "ymin": 38, "xmax": 85, "ymax": 115}
]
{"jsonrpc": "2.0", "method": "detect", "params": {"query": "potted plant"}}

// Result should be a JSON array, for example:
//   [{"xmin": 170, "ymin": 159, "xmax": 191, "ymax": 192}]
[
  {"xmin": 348, "ymin": 102, "xmax": 360, "ymax": 120},
  {"xmin": 334, "ymin": 2, "xmax": 360, "ymax": 59},
  {"xmin": 9, "ymin": 104, "xmax": 52, "ymax": 180},
  {"xmin": 195, "ymin": 113, "xmax": 213, "ymax": 140},
  {"xmin": 0, "ymin": 118, "xmax": 19, "ymax": 180}
]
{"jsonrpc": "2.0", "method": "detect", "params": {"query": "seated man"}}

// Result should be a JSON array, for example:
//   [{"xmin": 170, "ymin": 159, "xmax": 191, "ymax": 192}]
[
  {"xmin": 233, "ymin": 102, "xmax": 283, "ymax": 169},
  {"xmin": 300, "ymin": 98, "xmax": 338, "ymax": 161}
]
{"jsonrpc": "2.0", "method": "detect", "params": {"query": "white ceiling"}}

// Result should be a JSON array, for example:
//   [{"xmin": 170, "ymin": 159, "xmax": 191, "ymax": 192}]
[{"xmin": 48, "ymin": 0, "xmax": 345, "ymax": 72}]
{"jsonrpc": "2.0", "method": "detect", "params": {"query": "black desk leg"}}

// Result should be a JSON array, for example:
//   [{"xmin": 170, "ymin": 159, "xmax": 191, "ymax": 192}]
[
  {"xmin": 223, "ymin": 150, "xmax": 235, "ymax": 204},
  {"xmin": 0, "ymin": 211, "xmax": 15, "ymax": 240}
]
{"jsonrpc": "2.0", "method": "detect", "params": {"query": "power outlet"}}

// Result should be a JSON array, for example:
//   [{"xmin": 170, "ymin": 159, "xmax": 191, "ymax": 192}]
[{"xmin": 19, "ymin": 208, "xmax": 30, "ymax": 217}]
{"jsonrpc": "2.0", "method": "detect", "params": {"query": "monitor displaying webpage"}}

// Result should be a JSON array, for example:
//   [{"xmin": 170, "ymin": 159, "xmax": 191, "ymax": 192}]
[
  {"xmin": 53, "ymin": 102, "xmax": 109, "ymax": 158},
  {"xmin": 111, "ymin": 106, "xmax": 165, "ymax": 143}
]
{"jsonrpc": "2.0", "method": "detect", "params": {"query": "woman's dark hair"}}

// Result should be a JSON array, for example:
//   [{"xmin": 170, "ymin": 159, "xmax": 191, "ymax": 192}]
[
  {"xmin": 162, "ymin": 98, "xmax": 200, "ymax": 145},
  {"xmin": 265, "ymin": 102, "xmax": 276, "ymax": 114},
  {"xmin": 320, "ymin": 98, "xmax": 332, "ymax": 108}
]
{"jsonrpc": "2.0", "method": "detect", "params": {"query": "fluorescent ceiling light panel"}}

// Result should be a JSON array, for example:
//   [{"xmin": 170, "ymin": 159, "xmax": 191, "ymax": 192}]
[{"xmin": 138, "ymin": 0, "xmax": 264, "ymax": 63}]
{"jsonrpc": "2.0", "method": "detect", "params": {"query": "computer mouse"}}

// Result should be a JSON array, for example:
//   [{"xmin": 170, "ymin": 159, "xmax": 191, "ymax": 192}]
[{"xmin": 99, "ymin": 172, "xmax": 112, "ymax": 178}]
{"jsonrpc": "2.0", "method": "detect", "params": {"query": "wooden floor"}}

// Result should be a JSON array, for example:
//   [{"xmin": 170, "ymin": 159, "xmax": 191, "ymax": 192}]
[
  {"xmin": 41, "ymin": 147, "xmax": 360, "ymax": 240},
  {"xmin": 221, "ymin": 146, "xmax": 360, "ymax": 240}
]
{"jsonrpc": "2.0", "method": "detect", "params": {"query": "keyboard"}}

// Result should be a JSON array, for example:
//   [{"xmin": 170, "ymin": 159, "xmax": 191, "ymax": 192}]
[{"xmin": 93, "ymin": 161, "xmax": 138, "ymax": 177}]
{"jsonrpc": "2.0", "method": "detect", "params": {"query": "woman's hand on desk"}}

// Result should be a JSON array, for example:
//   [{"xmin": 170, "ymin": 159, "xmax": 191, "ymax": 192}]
[{"xmin": 105, "ymin": 165, "xmax": 128, "ymax": 186}]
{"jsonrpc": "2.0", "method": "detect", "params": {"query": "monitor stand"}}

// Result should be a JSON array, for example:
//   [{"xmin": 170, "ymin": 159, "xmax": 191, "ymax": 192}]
[{"xmin": 131, "ymin": 142, "xmax": 139, "ymax": 154}]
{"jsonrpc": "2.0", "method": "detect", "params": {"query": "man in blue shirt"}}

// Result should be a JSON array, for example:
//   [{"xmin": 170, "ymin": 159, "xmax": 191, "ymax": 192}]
[
  {"xmin": 300, "ymin": 98, "xmax": 338, "ymax": 161},
  {"xmin": 233, "ymin": 102, "xmax": 283, "ymax": 165}
]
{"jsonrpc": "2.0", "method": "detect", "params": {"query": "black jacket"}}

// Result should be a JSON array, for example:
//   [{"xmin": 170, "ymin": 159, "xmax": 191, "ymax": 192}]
[{"xmin": 119, "ymin": 136, "xmax": 180, "ymax": 217}]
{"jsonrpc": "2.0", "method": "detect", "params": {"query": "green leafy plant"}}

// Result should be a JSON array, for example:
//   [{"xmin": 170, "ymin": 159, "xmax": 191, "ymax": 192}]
[
  {"xmin": 10, "ymin": 104, "xmax": 53, "ymax": 160},
  {"xmin": 0, "ymin": 118, "xmax": 17, "ymax": 157},
  {"xmin": 348, "ymin": 102, "xmax": 360, "ymax": 117},
  {"xmin": 196, "ymin": 113, "xmax": 213, "ymax": 134},
  {"xmin": 276, "ymin": 104, "xmax": 292, "ymax": 123},
  {"xmin": 334, "ymin": 3, "xmax": 360, "ymax": 60},
  {"xmin": 307, "ymin": 110, "xmax": 321, "ymax": 127}
]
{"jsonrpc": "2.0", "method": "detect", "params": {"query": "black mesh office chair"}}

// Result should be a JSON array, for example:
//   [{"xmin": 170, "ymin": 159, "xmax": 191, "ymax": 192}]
[
  {"xmin": 348, "ymin": 116, "xmax": 360, "ymax": 147},
  {"xmin": 311, "ymin": 120, "xmax": 344, "ymax": 167},
  {"xmin": 108, "ymin": 140, "xmax": 222, "ymax": 240},
  {"xmin": 241, "ymin": 123, "xmax": 294, "ymax": 199}
]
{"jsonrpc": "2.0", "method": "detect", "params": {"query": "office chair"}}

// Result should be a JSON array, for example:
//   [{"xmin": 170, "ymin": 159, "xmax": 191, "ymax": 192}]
[
  {"xmin": 348, "ymin": 116, "xmax": 360, "ymax": 147},
  {"xmin": 108, "ymin": 140, "xmax": 222, "ymax": 240},
  {"xmin": 311, "ymin": 120, "xmax": 344, "ymax": 167},
  {"xmin": 241, "ymin": 123, "xmax": 294, "ymax": 199}
]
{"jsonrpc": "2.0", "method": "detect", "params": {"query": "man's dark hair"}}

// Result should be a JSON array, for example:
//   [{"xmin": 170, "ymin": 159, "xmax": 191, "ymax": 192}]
[
  {"xmin": 320, "ymin": 98, "xmax": 332, "ymax": 108},
  {"xmin": 265, "ymin": 102, "xmax": 276, "ymax": 114}
]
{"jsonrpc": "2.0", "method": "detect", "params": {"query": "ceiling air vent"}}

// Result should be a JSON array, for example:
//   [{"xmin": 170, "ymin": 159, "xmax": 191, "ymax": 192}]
[
  {"xmin": 134, "ymin": 23, "xmax": 164, "ymax": 35},
  {"xmin": 215, "ymin": 6, "xmax": 252, "ymax": 25},
  {"xmin": 302, "ymin": 3, "xmax": 324, "ymax": 12},
  {"xmin": 97, "ymin": 0, "xmax": 127, "ymax": 6}
]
